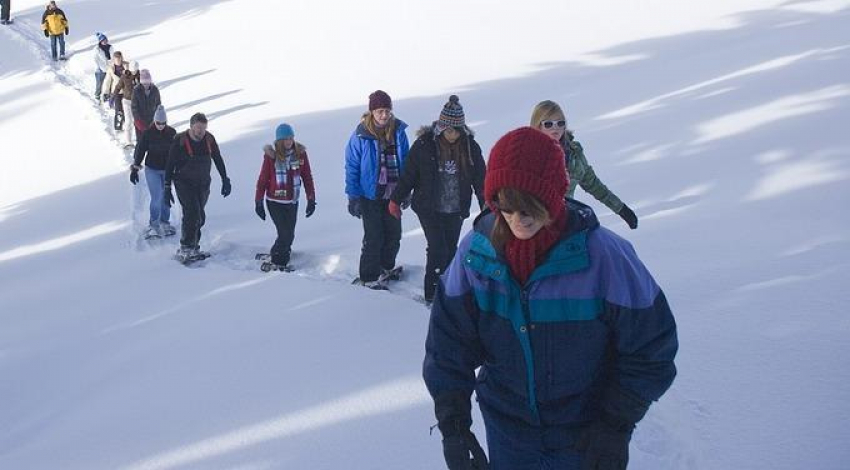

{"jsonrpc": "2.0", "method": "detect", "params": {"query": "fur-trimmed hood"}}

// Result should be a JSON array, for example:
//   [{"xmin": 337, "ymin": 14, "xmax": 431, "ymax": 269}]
[
  {"xmin": 263, "ymin": 142, "xmax": 306, "ymax": 160},
  {"xmin": 416, "ymin": 122, "xmax": 475, "ymax": 139}
]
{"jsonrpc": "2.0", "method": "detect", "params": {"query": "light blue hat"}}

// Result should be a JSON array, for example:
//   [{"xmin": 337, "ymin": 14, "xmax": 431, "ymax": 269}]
[{"xmin": 275, "ymin": 123, "xmax": 294, "ymax": 141}]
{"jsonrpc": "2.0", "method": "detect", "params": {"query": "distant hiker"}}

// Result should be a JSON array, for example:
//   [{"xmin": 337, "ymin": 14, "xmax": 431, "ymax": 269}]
[
  {"xmin": 131, "ymin": 69, "xmax": 161, "ymax": 140},
  {"xmin": 424, "ymin": 127, "xmax": 678, "ymax": 470},
  {"xmin": 164, "ymin": 112, "xmax": 231, "ymax": 258},
  {"xmin": 41, "ymin": 1, "xmax": 68, "ymax": 61},
  {"xmin": 93, "ymin": 32, "xmax": 113, "ymax": 101},
  {"xmin": 389, "ymin": 95, "xmax": 485, "ymax": 304},
  {"xmin": 1, "ymin": 0, "xmax": 12, "ymax": 25},
  {"xmin": 254, "ymin": 123, "xmax": 317, "ymax": 270},
  {"xmin": 532, "ymin": 100, "xmax": 639, "ymax": 229},
  {"xmin": 102, "ymin": 51, "xmax": 128, "ymax": 130},
  {"xmin": 345, "ymin": 90, "xmax": 410, "ymax": 289},
  {"xmin": 114, "ymin": 61, "xmax": 140, "ymax": 145},
  {"xmin": 131, "ymin": 105, "xmax": 176, "ymax": 239}
]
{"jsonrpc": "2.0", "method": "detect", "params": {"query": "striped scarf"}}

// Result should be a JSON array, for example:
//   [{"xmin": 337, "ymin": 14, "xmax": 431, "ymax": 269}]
[
  {"xmin": 378, "ymin": 139, "xmax": 399, "ymax": 198},
  {"xmin": 274, "ymin": 147, "xmax": 301, "ymax": 201}
]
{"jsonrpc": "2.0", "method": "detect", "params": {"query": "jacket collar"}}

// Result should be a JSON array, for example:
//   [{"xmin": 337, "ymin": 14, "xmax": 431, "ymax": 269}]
[{"xmin": 467, "ymin": 199, "xmax": 599, "ymax": 282}]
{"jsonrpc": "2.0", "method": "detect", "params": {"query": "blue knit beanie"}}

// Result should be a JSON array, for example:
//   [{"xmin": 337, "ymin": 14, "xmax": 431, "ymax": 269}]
[
  {"xmin": 275, "ymin": 123, "xmax": 295, "ymax": 141},
  {"xmin": 96, "ymin": 32, "xmax": 108, "ymax": 43}
]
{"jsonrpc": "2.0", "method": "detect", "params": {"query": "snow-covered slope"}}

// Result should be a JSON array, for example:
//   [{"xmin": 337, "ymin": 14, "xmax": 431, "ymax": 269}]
[{"xmin": 1, "ymin": 1, "xmax": 849, "ymax": 469}]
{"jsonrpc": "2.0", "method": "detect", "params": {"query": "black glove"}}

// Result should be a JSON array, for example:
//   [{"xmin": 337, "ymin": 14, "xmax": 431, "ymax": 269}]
[
  {"xmin": 347, "ymin": 198, "xmax": 361, "ymax": 219},
  {"xmin": 305, "ymin": 200, "xmax": 316, "ymax": 218},
  {"xmin": 129, "ymin": 166, "xmax": 139, "ymax": 185},
  {"xmin": 164, "ymin": 183, "xmax": 174, "ymax": 207},
  {"xmin": 577, "ymin": 387, "xmax": 649, "ymax": 470},
  {"xmin": 435, "ymin": 393, "xmax": 489, "ymax": 470},
  {"xmin": 44, "ymin": 30, "xmax": 49, "ymax": 37},
  {"xmin": 576, "ymin": 415, "xmax": 632, "ymax": 470},
  {"xmin": 64, "ymin": 27, "xmax": 69, "ymax": 35},
  {"xmin": 255, "ymin": 200, "xmax": 266, "ymax": 221},
  {"xmin": 442, "ymin": 432, "xmax": 488, "ymax": 470},
  {"xmin": 400, "ymin": 196, "xmax": 412, "ymax": 210},
  {"xmin": 221, "ymin": 177, "xmax": 231, "ymax": 197},
  {"xmin": 618, "ymin": 205, "xmax": 638, "ymax": 229}
]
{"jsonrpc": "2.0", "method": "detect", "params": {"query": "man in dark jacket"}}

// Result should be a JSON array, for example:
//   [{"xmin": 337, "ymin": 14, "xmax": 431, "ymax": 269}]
[
  {"xmin": 164, "ymin": 112, "xmax": 231, "ymax": 256},
  {"xmin": 131, "ymin": 105, "xmax": 176, "ymax": 238},
  {"xmin": 389, "ymin": 95, "xmax": 485, "ymax": 302},
  {"xmin": 132, "ymin": 69, "xmax": 161, "ymax": 139}
]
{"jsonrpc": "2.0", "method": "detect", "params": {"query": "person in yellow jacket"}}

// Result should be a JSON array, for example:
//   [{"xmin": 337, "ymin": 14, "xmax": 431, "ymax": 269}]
[{"xmin": 41, "ymin": 1, "xmax": 68, "ymax": 61}]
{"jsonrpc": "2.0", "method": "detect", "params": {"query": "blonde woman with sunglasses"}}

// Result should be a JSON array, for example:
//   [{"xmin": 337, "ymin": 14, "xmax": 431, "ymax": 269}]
[{"xmin": 531, "ymin": 101, "xmax": 638, "ymax": 229}]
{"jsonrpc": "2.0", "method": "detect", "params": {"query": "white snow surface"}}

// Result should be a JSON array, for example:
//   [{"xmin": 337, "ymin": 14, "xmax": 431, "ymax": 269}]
[{"xmin": 1, "ymin": 1, "xmax": 849, "ymax": 469}]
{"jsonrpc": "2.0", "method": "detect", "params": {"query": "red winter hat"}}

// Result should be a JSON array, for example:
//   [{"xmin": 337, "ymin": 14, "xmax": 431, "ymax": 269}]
[
  {"xmin": 368, "ymin": 90, "xmax": 393, "ymax": 111},
  {"xmin": 484, "ymin": 127, "xmax": 569, "ymax": 218}
]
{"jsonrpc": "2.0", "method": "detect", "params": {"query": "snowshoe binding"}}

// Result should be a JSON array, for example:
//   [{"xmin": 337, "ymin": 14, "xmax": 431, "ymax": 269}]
[
  {"xmin": 260, "ymin": 262, "xmax": 294, "ymax": 273},
  {"xmin": 174, "ymin": 247, "xmax": 210, "ymax": 265}
]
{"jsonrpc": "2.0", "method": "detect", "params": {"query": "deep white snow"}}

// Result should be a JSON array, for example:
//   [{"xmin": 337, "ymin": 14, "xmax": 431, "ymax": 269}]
[{"xmin": 1, "ymin": 1, "xmax": 849, "ymax": 469}]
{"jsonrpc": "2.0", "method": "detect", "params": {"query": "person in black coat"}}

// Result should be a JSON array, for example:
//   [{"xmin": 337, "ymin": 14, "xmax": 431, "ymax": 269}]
[
  {"xmin": 132, "ymin": 69, "xmax": 161, "ymax": 138},
  {"xmin": 130, "ymin": 105, "xmax": 176, "ymax": 237},
  {"xmin": 164, "ymin": 112, "xmax": 231, "ymax": 255},
  {"xmin": 389, "ymin": 95, "xmax": 485, "ymax": 303}
]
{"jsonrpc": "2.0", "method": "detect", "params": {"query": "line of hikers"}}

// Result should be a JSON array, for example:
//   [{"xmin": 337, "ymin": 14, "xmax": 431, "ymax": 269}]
[
  {"xmin": 127, "ymin": 86, "xmax": 639, "ymax": 300},
  {"xmin": 31, "ymin": 11, "xmax": 674, "ymax": 469}
]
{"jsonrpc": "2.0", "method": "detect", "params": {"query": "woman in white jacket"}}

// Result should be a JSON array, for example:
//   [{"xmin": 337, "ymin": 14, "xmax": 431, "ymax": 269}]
[{"xmin": 93, "ymin": 32, "xmax": 113, "ymax": 101}]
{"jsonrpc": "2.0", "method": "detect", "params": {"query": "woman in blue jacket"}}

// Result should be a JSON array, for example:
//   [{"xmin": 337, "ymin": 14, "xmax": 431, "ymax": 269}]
[
  {"xmin": 345, "ymin": 90, "xmax": 410, "ymax": 289},
  {"xmin": 423, "ymin": 127, "xmax": 678, "ymax": 470}
]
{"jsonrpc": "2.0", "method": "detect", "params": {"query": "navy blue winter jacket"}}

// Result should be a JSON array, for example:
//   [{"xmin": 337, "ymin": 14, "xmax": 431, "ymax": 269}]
[{"xmin": 423, "ymin": 200, "xmax": 677, "ymax": 433}]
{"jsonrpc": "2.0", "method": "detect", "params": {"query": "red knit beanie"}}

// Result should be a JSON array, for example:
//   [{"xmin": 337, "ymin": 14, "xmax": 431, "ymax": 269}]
[
  {"xmin": 484, "ymin": 127, "xmax": 569, "ymax": 218},
  {"xmin": 368, "ymin": 90, "xmax": 393, "ymax": 111}
]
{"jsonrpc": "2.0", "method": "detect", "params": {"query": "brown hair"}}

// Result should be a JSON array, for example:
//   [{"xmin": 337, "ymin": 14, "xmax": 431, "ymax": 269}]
[
  {"xmin": 490, "ymin": 187, "xmax": 551, "ymax": 250},
  {"xmin": 530, "ymin": 100, "xmax": 570, "ymax": 146},
  {"xmin": 274, "ymin": 140, "xmax": 301, "ymax": 160},
  {"xmin": 361, "ymin": 111, "xmax": 396, "ymax": 143}
]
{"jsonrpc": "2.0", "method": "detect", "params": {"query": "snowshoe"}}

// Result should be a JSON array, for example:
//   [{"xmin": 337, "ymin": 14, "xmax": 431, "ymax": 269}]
[
  {"xmin": 174, "ymin": 248, "xmax": 210, "ymax": 265},
  {"xmin": 255, "ymin": 253, "xmax": 272, "ymax": 261},
  {"xmin": 161, "ymin": 223, "xmax": 177, "ymax": 237},
  {"xmin": 143, "ymin": 225, "xmax": 163, "ymax": 240},
  {"xmin": 260, "ymin": 262, "xmax": 294, "ymax": 273},
  {"xmin": 378, "ymin": 266, "xmax": 403, "ymax": 283},
  {"xmin": 352, "ymin": 278, "xmax": 389, "ymax": 291}
]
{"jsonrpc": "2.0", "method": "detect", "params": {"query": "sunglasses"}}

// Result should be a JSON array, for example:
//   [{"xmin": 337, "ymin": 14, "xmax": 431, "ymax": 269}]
[
  {"xmin": 491, "ymin": 199, "xmax": 531, "ymax": 218},
  {"xmin": 154, "ymin": 121, "xmax": 167, "ymax": 126},
  {"xmin": 540, "ymin": 120, "xmax": 567, "ymax": 130}
]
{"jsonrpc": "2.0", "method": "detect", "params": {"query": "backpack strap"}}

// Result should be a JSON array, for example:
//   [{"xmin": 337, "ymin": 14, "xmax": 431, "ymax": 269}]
[{"xmin": 181, "ymin": 133, "xmax": 213, "ymax": 157}]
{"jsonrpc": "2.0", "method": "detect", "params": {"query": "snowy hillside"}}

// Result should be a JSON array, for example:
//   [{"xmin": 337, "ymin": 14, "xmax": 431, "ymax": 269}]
[{"xmin": 1, "ymin": 0, "xmax": 849, "ymax": 469}]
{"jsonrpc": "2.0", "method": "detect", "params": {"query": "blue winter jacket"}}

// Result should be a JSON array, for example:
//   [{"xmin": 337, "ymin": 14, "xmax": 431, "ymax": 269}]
[
  {"xmin": 345, "ymin": 119, "xmax": 410, "ymax": 200},
  {"xmin": 423, "ymin": 200, "xmax": 677, "ymax": 434}
]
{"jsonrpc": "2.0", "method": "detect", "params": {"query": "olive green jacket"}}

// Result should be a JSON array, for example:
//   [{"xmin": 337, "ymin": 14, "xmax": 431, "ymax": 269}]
[{"xmin": 565, "ymin": 134, "xmax": 624, "ymax": 213}]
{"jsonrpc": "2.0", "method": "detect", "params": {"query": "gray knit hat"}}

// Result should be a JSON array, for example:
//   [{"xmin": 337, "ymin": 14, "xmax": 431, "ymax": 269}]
[{"xmin": 153, "ymin": 105, "xmax": 167, "ymax": 123}]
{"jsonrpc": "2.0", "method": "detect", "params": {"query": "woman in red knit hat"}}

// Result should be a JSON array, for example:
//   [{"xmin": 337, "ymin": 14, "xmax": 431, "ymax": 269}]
[{"xmin": 423, "ymin": 127, "xmax": 677, "ymax": 469}]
